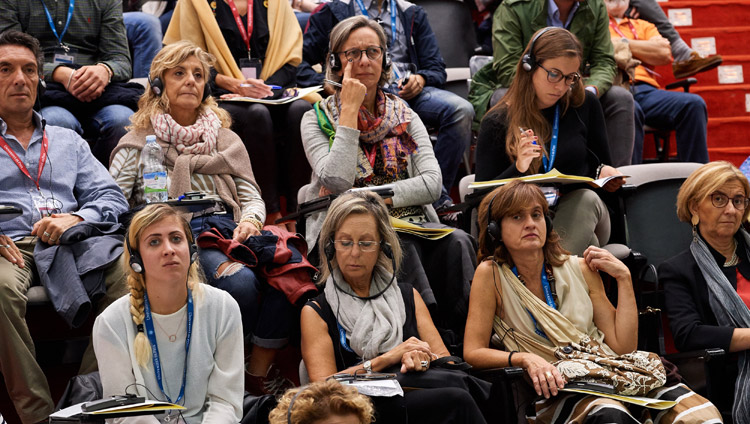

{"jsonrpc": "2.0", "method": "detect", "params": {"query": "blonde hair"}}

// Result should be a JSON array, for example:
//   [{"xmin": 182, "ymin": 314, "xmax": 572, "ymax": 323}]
[
  {"xmin": 268, "ymin": 380, "xmax": 374, "ymax": 424},
  {"xmin": 676, "ymin": 161, "xmax": 750, "ymax": 224},
  {"xmin": 317, "ymin": 191, "xmax": 402, "ymax": 282},
  {"xmin": 128, "ymin": 41, "xmax": 231, "ymax": 131},
  {"xmin": 123, "ymin": 204, "xmax": 203, "ymax": 367},
  {"xmin": 487, "ymin": 27, "xmax": 585, "ymax": 174}
]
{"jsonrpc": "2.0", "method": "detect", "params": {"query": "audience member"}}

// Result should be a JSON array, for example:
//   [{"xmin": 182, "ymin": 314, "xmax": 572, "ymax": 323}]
[
  {"xmin": 0, "ymin": 0, "xmax": 140, "ymax": 166},
  {"xmin": 123, "ymin": 12, "xmax": 163, "ymax": 78},
  {"xmin": 301, "ymin": 17, "xmax": 477, "ymax": 339},
  {"xmin": 269, "ymin": 380, "xmax": 374, "ymax": 424},
  {"xmin": 463, "ymin": 180, "xmax": 722, "ymax": 422},
  {"xmin": 110, "ymin": 41, "xmax": 298, "ymax": 396},
  {"xmin": 475, "ymin": 28, "xmax": 624, "ymax": 255},
  {"xmin": 470, "ymin": 0, "xmax": 637, "ymax": 167},
  {"xmin": 606, "ymin": 0, "xmax": 709, "ymax": 164},
  {"xmin": 93, "ymin": 203, "xmax": 244, "ymax": 422},
  {"xmin": 298, "ymin": 0, "xmax": 475, "ymax": 209},
  {"xmin": 301, "ymin": 191, "xmax": 488, "ymax": 423},
  {"xmin": 659, "ymin": 161, "xmax": 750, "ymax": 422},
  {"xmin": 165, "ymin": 0, "xmax": 312, "ymax": 226},
  {"xmin": 0, "ymin": 30, "xmax": 129, "ymax": 424}
]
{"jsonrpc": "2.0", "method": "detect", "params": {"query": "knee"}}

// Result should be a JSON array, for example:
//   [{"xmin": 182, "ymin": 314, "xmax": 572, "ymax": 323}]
[
  {"xmin": 41, "ymin": 106, "xmax": 82, "ymax": 133},
  {"xmin": 246, "ymin": 104, "xmax": 273, "ymax": 126},
  {"xmin": 0, "ymin": 277, "xmax": 24, "ymax": 310},
  {"xmin": 95, "ymin": 105, "xmax": 135, "ymax": 132},
  {"xmin": 604, "ymin": 86, "xmax": 634, "ymax": 112},
  {"xmin": 684, "ymin": 94, "xmax": 707, "ymax": 118},
  {"xmin": 124, "ymin": 12, "xmax": 161, "ymax": 33},
  {"xmin": 211, "ymin": 261, "xmax": 261, "ymax": 303},
  {"xmin": 288, "ymin": 99, "xmax": 312, "ymax": 120}
]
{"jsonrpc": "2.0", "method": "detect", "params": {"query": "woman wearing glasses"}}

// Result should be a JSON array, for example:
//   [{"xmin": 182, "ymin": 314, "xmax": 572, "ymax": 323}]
[
  {"xmin": 300, "ymin": 191, "xmax": 487, "ymax": 424},
  {"xmin": 659, "ymin": 161, "xmax": 750, "ymax": 422},
  {"xmin": 475, "ymin": 27, "xmax": 625, "ymax": 255}
]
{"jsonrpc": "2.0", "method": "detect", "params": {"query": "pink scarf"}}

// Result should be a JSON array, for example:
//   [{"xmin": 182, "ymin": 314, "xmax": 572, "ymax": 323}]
[{"xmin": 151, "ymin": 110, "xmax": 221, "ymax": 155}]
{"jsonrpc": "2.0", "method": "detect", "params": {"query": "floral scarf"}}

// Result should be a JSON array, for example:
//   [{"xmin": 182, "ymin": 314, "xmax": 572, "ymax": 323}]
[
  {"xmin": 151, "ymin": 109, "xmax": 222, "ymax": 155},
  {"xmin": 315, "ymin": 90, "xmax": 418, "ymax": 183}
]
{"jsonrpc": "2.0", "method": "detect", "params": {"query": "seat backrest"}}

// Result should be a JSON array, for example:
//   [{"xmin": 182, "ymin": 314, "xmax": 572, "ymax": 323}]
[
  {"xmin": 470, "ymin": 55, "xmax": 492, "ymax": 77},
  {"xmin": 411, "ymin": 0, "xmax": 477, "ymax": 68},
  {"xmin": 458, "ymin": 174, "xmax": 475, "ymax": 203}
]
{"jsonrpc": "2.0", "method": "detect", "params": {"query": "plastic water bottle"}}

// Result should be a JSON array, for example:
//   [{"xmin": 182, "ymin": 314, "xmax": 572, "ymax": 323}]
[{"xmin": 141, "ymin": 135, "xmax": 168, "ymax": 203}]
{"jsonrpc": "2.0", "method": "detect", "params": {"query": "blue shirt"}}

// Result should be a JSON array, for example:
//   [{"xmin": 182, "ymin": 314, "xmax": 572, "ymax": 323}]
[
  {"xmin": 0, "ymin": 112, "xmax": 129, "ymax": 240},
  {"xmin": 547, "ymin": 0, "xmax": 580, "ymax": 29}
]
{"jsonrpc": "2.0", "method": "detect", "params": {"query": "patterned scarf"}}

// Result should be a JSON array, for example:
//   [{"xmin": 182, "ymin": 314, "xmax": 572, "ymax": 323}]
[
  {"xmin": 151, "ymin": 109, "xmax": 222, "ymax": 155},
  {"xmin": 315, "ymin": 90, "xmax": 418, "ymax": 183}
]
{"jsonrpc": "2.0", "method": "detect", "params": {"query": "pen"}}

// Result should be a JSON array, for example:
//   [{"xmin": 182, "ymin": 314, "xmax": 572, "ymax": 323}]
[
  {"xmin": 240, "ymin": 83, "xmax": 282, "ymax": 89},
  {"xmin": 323, "ymin": 79, "xmax": 343, "ymax": 88},
  {"xmin": 521, "ymin": 127, "xmax": 537, "ymax": 145}
]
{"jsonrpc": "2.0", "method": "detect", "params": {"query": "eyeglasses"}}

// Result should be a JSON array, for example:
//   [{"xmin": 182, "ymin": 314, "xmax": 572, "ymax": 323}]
[
  {"xmin": 340, "ymin": 46, "xmax": 384, "ymax": 63},
  {"xmin": 710, "ymin": 192, "xmax": 750, "ymax": 210},
  {"xmin": 537, "ymin": 63, "xmax": 581, "ymax": 86},
  {"xmin": 333, "ymin": 239, "xmax": 380, "ymax": 252}
]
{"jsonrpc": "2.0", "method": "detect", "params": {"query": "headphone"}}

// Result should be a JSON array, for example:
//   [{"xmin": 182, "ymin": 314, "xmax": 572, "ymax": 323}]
[
  {"xmin": 126, "ymin": 231, "xmax": 199, "ymax": 274},
  {"xmin": 485, "ymin": 190, "xmax": 553, "ymax": 251},
  {"xmin": 521, "ymin": 27, "xmax": 555, "ymax": 72},
  {"xmin": 324, "ymin": 237, "xmax": 396, "ymax": 301},
  {"xmin": 148, "ymin": 75, "xmax": 211, "ymax": 102},
  {"xmin": 328, "ymin": 43, "xmax": 392, "ymax": 73}
]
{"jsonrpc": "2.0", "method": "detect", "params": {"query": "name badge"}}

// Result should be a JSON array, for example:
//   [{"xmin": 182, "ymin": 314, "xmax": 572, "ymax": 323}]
[
  {"xmin": 52, "ymin": 47, "xmax": 76, "ymax": 65},
  {"xmin": 239, "ymin": 58, "xmax": 262, "ymax": 80}
]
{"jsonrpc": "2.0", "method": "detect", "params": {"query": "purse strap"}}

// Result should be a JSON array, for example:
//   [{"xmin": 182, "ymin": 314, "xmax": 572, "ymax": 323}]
[{"xmin": 431, "ymin": 355, "xmax": 472, "ymax": 371}]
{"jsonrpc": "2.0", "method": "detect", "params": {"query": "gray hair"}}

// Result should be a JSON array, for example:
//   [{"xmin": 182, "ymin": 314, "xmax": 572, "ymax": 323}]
[{"xmin": 325, "ymin": 16, "xmax": 392, "ymax": 88}]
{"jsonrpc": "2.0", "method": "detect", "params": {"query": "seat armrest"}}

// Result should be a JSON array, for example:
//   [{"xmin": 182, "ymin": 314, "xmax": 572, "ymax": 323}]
[
  {"xmin": 471, "ymin": 366, "xmax": 525, "ymax": 381},
  {"xmin": 665, "ymin": 78, "xmax": 697, "ymax": 92},
  {"xmin": 666, "ymin": 348, "xmax": 726, "ymax": 362}
]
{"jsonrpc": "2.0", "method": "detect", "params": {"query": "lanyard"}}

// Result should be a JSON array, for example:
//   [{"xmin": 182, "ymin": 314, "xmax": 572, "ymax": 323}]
[
  {"xmin": 143, "ymin": 289, "xmax": 194, "ymax": 405},
  {"xmin": 226, "ymin": 0, "xmax": 254, "ymax": 55},
  {"xmin": 512, "ymin": 264, "xmax": 556, "ymax": 339},
  {"xmin": 0, "ymin": 132, "xmax": 48, "ymax": 191},
  {"xmin": 542, "ymin": 105, "xmax": 559, "ymax": 173},
  {"xmin": 40, "ymin": 0, "xmax": 75, "ymax": 49},
  {"xmin": 363, "ymin": 144, "xmax": 377, "ymax": 169},
  {"xmin": 609, "ymin": 18, "xmax": 639, "ymax": 41},
  {"xmin": 355, "ymin": 0, "xmax": 398, "ymax": 54}
]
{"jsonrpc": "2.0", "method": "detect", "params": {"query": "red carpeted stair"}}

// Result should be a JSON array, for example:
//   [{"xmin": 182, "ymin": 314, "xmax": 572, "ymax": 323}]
[{"xmin": 651, "ymin": 0, "xmax": 750, "ymax": 165}]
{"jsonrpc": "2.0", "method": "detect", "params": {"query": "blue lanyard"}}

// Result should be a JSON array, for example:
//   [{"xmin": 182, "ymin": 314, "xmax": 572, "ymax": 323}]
[
  {"xmin": 354, "ymin": 0, "xmax": 398, "ymax": 58},
  {"xmin": 143, "ymin": 289, "xmax": 194, "ymax": 405},
  {"xmin": 40, "ymin": 0, "xmax": 75, "ymax": 49},
  {"xmin": 542, "ymin": 104, "xmax": 560, "ymax": 173},
  {"xmin": 337, "ymin": 322, "xmax": 355, "ymax": 353},
  {"xmin": 512, "ymin": 265, "xmax": 556, "ymax": 339}
]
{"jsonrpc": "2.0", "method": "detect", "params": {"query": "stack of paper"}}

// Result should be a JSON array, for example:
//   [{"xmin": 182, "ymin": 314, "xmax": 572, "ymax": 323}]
[
  {"xmin": 390, "ymin": 217, "xmax": 455, "ymax": 240},
  {"xmin": 560, "ymin": 388, "xmax": 677, "ymax": 409},
  {"xmin": 219, "ymin": 86, "xmax": 323, "ymax": 105},
  {"xmin": 469, "ymin": 168, "xmax": 628, "ymax": 190},
  {"xmin": 50, "ymin": 401, "xmax": 185, "ymax": 421}
]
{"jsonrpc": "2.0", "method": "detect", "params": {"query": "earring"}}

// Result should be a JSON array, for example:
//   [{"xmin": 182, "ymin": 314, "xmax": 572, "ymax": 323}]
[{"xmin": 691, "ymin": 214, "xmax": 700, "ymax": 240}]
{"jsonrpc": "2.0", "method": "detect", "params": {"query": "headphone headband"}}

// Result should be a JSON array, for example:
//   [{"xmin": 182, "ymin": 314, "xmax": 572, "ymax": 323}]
[{"xmin": 522, "ymin": 26, "xmax": 555, "ymax": 72}]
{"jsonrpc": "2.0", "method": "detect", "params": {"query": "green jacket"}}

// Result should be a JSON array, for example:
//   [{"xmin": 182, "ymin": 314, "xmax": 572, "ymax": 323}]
[{"xmin": 468, "ymin": 0, "xmax": 615, "ymax": 129}]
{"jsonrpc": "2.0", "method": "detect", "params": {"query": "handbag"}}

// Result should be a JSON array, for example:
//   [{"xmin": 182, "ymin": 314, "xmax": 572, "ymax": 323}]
[{"xmin": 553, "ymin": 336, "xmax": 666, "ymax": 396}]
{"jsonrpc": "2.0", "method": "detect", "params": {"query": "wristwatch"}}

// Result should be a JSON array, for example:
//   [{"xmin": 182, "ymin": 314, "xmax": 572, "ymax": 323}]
[{"xmin": 363, "ymin": 360, "xmax": 372, "ymax": 373}]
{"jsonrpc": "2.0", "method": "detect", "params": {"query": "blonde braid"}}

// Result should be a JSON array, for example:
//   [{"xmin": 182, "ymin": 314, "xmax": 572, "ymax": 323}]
[{"xmin": 128, "ymin": 273, "xmax": 152, "ymax": 367}]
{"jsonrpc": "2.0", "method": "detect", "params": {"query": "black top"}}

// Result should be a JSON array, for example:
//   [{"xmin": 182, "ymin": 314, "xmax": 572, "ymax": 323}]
[
  {"xmin": 474, "ymin": 90, "xmax": 611, "ymax": 182},
  {"xmin": 208, "ymin": 0, "xmax": 296, "ymax": 95},
  {"xmin": 658, "ymin": 233, "xmax": 750, "ymax": 352},
  {"xmin": 307, "ymin": 282, "xmax": 419, "ymax": 371}
]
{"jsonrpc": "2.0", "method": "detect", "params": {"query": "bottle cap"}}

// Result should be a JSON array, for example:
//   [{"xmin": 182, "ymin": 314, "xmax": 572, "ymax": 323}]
[{"xmin": 146, "ymin": 135, "xmax": 157, "ymax": 143}]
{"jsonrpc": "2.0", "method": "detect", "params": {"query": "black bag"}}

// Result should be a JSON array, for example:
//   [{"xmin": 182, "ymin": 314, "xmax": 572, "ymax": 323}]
[{"xmin": 55, "ymin": 371, "xmax": 103, "ymax": 411}]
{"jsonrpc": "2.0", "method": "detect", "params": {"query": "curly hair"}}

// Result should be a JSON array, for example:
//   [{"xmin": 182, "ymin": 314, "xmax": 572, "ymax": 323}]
[{"xmin": 268, "ymin": 380, "xmax": 374, "ymax": 424}]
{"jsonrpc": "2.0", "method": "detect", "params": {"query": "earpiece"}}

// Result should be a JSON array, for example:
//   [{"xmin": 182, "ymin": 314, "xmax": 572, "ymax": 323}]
[
  {"xmin": 521, "ymin": 27, "xmax": 554, "ymax": 72},
  {"xmin": 484, "ymin": 191, "xmax": 554, "ymax": 252},
  {"xmin": 324, "ymin": 239, "xmax": 336, "ymax": 261},
  {"xmin": 381, "ymin": 240, "xmax": 393, "ymax": 259},
  {"xmin": 189, "ymin": 242, "xmax": 198, "ymax": 265},
  {"xmin": 149, "ymin": 75, "xmax": 210, "ymax": 102},
  {"xmin": 37, "ymin": 79, "xmax": 46, "ymax": 98}
]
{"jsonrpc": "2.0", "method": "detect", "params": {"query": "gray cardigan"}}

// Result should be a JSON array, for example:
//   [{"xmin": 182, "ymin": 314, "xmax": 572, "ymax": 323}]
[{"xmin": 301, "ymin": 108, "xmax": 442, "ymax": 248}]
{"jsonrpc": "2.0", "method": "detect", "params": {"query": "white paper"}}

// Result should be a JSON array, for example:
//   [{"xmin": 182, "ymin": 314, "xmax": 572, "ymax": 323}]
[
  {"xmin": 691, "ymin": 37, "xmax": 717, "ymax": 56},
  {"xmin": 668, "ymin": 8, "xmax": 693, "ymax": 27},
  {"xmin": 340, "ymin": 378, "xmax": 404, "ymax": 397},
  {"xmin": 718, "ymin": 65, "xmax": 744, "ymax": 84},
  {"xmin": 745, "ymin": 93, "xmax": 750, "ymax": 113}
]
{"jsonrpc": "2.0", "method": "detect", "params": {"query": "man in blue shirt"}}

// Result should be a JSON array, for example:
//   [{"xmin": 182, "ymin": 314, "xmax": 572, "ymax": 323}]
[{"xmin": 0, "ymin": 31, "xmax": 129, "ymax": 423}]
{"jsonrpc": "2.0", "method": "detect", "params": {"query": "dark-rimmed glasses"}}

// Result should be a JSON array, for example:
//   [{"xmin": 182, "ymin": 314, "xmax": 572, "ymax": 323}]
[
  {"xmin": 710, "ymin": 192, "xmax": 750, "ymax": 210},
  {"xmin": 340, "ymin": 46, "xmax": 384, "ymax": 63},
  {"xmin": 333, "ymin": 239, "xmax": 380, "ymax": 252},
  {"xmin": 537, "ymin": 63, "xmax": 581, "ymax": 86}
]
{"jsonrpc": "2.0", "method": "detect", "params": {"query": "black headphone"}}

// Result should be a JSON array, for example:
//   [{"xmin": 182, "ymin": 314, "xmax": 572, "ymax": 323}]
[
  {"xmin": 485, "ymin": 190, "xmax": 553, "ymax": 251},
  {"xmin": 148, "ymin": 75, "xmax": 211, "ymax": 102},
  {"xmin": 126, "ymin": 231, "xmax": 199, "ymax": 274},
  {"xmin": 324, "ymin": 237, "xmax": 396, "ymax": 301},
  {"xmin": 521, "ymin": 27, "xmax": 555, "ymax": 72},
  {"xmin": 328, "ymin": 44, "xmax": 392, "ymax": 73}
]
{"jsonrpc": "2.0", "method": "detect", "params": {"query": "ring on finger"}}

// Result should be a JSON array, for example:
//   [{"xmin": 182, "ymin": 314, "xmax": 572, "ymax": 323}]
[
  {"xmin": 420, "ymin": 360, "xmax": 429, "ymax": 368},
  {"xmin": 0, "ymin": 244, "xmax": 9, "ymax": 248},
  {"xmin": 49, "ymin": 237, "xmax": 57, "ymax": 242},
  {"xmin": 545, "ymin": 371, "xmax": 554, "ymax": 379},
  {"xmin": 43, "ymin": 231, "xmax": 51, "ymax": 238}
]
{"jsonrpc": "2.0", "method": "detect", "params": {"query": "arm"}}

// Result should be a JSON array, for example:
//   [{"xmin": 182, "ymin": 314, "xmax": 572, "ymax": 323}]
[
  {"xmin": 413, "ymin": 289, "xmax": 450, "ymax": 358},
  {"xmin": 296, "ymin": 4, "xmax": 336, "ymax": 88},
  {"xmin": 491, "ymin": 4, "xmax": 524, "ymax": 87},
  {"xmin": 580, "ymin": 249, "xmax": 638, "ymax": 354},
  {"xmin": 583, "ymin": 4, "xmax": 617, "ymax": 95},
  {"xmin": 301, "ymin": 109, "xmax": 361, "ymax": 194},
  {"xmin": 474, "ymin": 110, "xmax": 523, "ymax": 181},
  {"xmin": 96, "ymin": 0, "xmax": 133, "ymax": 81},
  {"xmin": 463, "ymin": 261, "xmax": 509, "ymax": 369},
  {"xmin": 625, "ymin": 22, "xmax": 671, "ymax": 66},
  {"xmin": 109, "ymin": 147, "xmax": 140, "ymax": 202},
  {"xmin": 392, "ymin": 114, "xmax": 442, "ymax": 207},
  {"xmin": 233, "ymin": 177, "xmax": 267, "ymax": 224},
  {"xmin": 409, "ymin": 8, "xmax": 447, "ymax": 87}
]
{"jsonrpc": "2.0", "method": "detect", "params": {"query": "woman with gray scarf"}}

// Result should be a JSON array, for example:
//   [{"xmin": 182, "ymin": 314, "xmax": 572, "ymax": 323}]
[
  {"xmin": 300, "ymin": 191, "xmax": 486, "ymax": 424},
  {"xmin": 660, "ymin": 161, "xmax": 750, "ymax": 423}
]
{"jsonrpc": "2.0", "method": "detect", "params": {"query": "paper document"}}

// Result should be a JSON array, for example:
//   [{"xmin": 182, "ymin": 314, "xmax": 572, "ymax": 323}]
[
  {"xmin": 560, "ymin": 388, "xmax": 677, "ymax": 409},
  {"xmin": 219, "ymin": 86, "xmax": 322, "ymax": 105},
  {"xmin": 469, "ymin": 168, "xmax": 629, "ymax": 190},
  {"xmin": 390, "ymin": 217, "xmax": 455, "ymax": 240}
]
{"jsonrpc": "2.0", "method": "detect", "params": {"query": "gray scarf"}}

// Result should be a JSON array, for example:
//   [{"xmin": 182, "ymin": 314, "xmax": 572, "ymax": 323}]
[
  {"xmin": 324, "ymin": 266, "xmax": 406, "ymax": 360},
  {"xmin": 690, "ymin": 228, "xmax": 750, "ymax": 423}
]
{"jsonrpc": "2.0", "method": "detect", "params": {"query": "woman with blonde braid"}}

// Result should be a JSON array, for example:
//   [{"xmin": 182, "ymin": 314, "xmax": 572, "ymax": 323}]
[{"xmin": 93, "ymin": 204, "xmax": 244, "ymax": 423}]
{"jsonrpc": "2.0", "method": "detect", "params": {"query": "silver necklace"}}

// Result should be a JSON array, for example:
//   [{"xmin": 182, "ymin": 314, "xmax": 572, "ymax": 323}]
[{"xmin": 153, "ymin": 310, "xmax": 187, "ymax": 342}]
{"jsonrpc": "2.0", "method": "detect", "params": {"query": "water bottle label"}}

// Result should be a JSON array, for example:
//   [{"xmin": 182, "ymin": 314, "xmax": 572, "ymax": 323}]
[{"xmin": 143, "ymin": 171, "xmax": 168, "ymax": 193}]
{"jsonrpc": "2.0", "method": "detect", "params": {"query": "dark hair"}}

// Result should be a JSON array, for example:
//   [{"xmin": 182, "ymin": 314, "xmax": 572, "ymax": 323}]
[{"xmin": 0, "ymin": 30, "xmax": 44, "ymax": 76}]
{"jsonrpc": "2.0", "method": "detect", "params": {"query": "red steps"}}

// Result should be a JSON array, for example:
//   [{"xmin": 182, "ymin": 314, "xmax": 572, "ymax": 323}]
[
  {"xmin": 659, "ymin": 0, "xmax": 750, "ymax": 28},
  {"xmin": 677, "ymin": 26, "xmax": 750, "ymax": 55},
  {"xmin": 691, "ymin": 84, "xmax": 750, "ymax": 118}
]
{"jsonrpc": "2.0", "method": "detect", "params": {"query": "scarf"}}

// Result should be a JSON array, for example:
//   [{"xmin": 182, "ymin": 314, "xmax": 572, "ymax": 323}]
[
  {"xmin": 323, "ymin": 266, "xmax": 406, "ymax": 360},
  {"xmin": 691, "ymin": 228, "xmax": 750, "ymax": 423},
  {"xmin": 151, "ymin": 110, "xmax": 221, "ymax": 155},
  {"xmin": 315, "ymin": 90, "xmax": 418, "ymax": 183}
]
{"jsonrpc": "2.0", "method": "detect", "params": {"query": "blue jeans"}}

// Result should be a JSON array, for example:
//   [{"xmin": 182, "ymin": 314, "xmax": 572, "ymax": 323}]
[
  {"xmin": 124, "ymin": 12, "xmax": 162, "ymax": 78},
  {"xmin": 40, "ymin": 104, "xmax": 133, "ymax": 166},
  {"xmin": 406, "ymin": 86, "xmax": 474, "ymax": 190},
  {"xmin": 632, "ymin": 83, "xmax": 709, "ymax": 163}
]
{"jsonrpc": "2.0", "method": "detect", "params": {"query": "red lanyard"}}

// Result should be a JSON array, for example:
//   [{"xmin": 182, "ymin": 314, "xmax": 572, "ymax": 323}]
[
  {"xmin": 609, "ymin": 18, "xmax": 638, "ymax": 40},
  {"xmin": 0, "ymin": 131, "xmax": 48, "ymax": 191},
  {"xmin": 226, "ymin": 0, "xmax": 254, "ymax": 54},
  {"xmin": 363, "ymin": 144, "xmax": 378, "ymax": 169}
]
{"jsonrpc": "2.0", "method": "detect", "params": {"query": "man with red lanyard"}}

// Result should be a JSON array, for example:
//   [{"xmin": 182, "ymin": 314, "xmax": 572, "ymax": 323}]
[
  {"xmin": 0, "ymin": 31, "xmax": 129, "ymax": 424},
  {"xmin": 606, "ymin": 0, "xmax": 709, "ymax": 164}
]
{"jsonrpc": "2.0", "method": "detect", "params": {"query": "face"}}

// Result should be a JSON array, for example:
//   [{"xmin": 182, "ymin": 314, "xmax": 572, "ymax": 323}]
[
  {"xmin": 333, "ymin": 213, "xmax": 381, "ymax": 285},
  {"xmin": 605, "ymin": 0, "xmax": 629, "ymax": 18},
  {"xmin": 0, "ymin": 45, "xmax": 39, "ymax": 118},
  {"xmin": 691, "ymin": 180, "xmax": 747, "ymax": 244},
  {"xmin": 311, "ymin": 414, "xmax": 362, "ymax": 424},
  {"xmin": 138, "ymin": 216, "xmax": 192, "ymax": 285},
  {"xmin": 500, "ymin": 203, "xmax": 547, "ymax": 255},
  {"xmin": 532, "ymin": 56, "xmax": 581, "ymax": 109},
  {"xmin": 336, "ymin": 27, "xmax": 383, "ymax": 92},
  {"xmin": 163, "ymin": 55, "xmax": 206, "ymax": 114}
]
